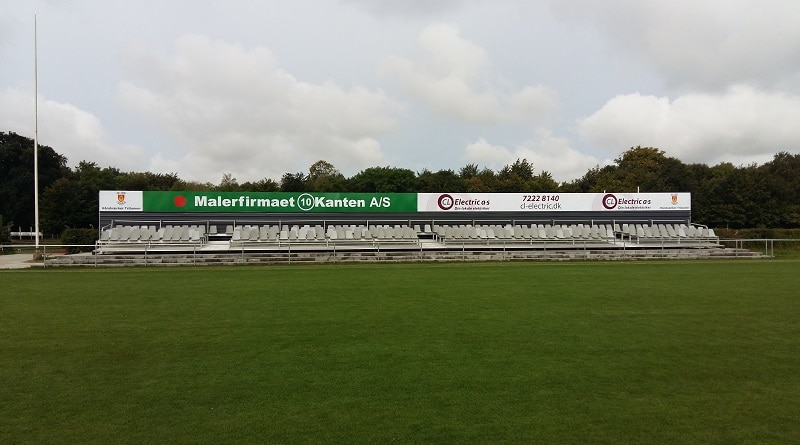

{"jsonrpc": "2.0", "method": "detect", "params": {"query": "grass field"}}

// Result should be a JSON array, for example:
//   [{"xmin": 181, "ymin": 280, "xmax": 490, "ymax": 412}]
[{"xmin": 2, "ymin": 260, "xmax": 799, "ymax": 444}]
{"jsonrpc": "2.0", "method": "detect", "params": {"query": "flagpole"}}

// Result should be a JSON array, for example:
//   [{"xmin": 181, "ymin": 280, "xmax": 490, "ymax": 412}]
[{"xmin": 34, "ymin": 14, "xmax": 40, "ymax": 250}]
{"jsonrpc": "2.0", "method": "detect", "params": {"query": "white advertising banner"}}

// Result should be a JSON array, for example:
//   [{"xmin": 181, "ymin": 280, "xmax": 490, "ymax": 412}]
[
  {"xmin": 417, "ymin": 192, "xmax": 691, "ymax": 212},
  {"xmin": 99, "ymin": 190, "xmax": 143, "ymax": 212},
  {"xmin": 99, "ymin": 191, "xmax": 690, "ymax": 213}
]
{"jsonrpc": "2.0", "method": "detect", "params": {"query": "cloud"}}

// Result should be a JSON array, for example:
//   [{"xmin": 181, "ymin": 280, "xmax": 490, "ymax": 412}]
[
  {"xmin": 342, "ymin": 0, "xmax": 470, "ymax": 18},
  {"xmin": 465, "ymin": 129, "xmax": 601, "ymax": 182},
  {"xmin": 464, "ymin": 137, "xmax": 509, "ymax": 164},
  {"xmin": 117, "ymin": 34, "xmax": 403, "ymax": 182},
  {"xmin": 0, "ymin": 16, "xmax": 13, "ymax": 49},
  {"xmin": 381, "ymin": 23, "xmax": 559, "ymax": 124},
  {"xmin": 0, "ymin": 87, "xmax": 146, "ymax": 170},
  {"xmin": 579, "ymin": 85, "xmax": 800, "ymax": 166},
  {"xmin": 550, "ymin": 0, "xmax": 800, "ymax": 90}
]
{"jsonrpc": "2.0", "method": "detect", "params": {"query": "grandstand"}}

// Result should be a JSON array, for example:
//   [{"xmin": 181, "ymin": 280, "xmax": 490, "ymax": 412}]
[
  {"xmin": 96, "ymin": 221, "xmax": 717, "ymax": 250},
  {"xmin": 92, "ymin": 191, "xmax": 723, "ymax": 259}
]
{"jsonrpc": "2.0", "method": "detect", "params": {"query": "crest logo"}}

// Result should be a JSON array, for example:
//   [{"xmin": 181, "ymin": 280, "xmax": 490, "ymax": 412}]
[
  {"xmin": 671, "ymin": 194, "xmax": 678, "ymax": 205},
  {"xmin": 117, "ymin": 193, "xmax": 126, "ymax": 205},
  {"xmin": 437, "ymin": 194, "xmax": 455, "ymax": 210}
]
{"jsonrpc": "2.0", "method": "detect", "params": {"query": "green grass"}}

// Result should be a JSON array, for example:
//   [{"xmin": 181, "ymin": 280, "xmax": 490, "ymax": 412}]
[{"xmin": 2, "ymin": 261, "xmax": 799, "ymax": 444}]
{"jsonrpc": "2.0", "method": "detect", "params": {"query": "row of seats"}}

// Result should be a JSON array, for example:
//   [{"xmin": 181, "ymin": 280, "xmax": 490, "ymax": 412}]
[
  {"xmin": 618, "ymin": 223, "xmax": 716, "ymax": 239},
  {"xmin": 432, "ymin": 223, "xmax": 716, "ymax": 242},
  {"xmin": 228, "ymin": 224, "xmax": 419, "ymax": 243},
  {"xmin": 432, "ymin": 224, "xmax": 614, "ymax": 241},
  {"xmin": 99, "ymin": 225, "xmax": 205, "ymax": 243},
  {"xmin": 99, "ymin": 222, "xmax": 718, "ymax": 245}
]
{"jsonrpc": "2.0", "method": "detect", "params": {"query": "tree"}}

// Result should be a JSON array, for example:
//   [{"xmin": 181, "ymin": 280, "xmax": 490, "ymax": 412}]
[
  {"xmin": 307, "ymin": 160, "xmax": 346, "ymax": 191},
  {"xmin": 116, "ymin": 171, "xmax": 180, "ymax": 191},
  {"xmin": 0, "ymin": 214, "xmax": 10, "ymax": 244},
  {"xmin": 761, "ymin": 152, "xmax": 800, "ymax": 227},
  {"xmin": 564, "ymin": 147, "xmax": 691, "ymax": 194},
  {"xmin": 458, "ymin": 163, "xmax": 495, "ymax": 192},
  {"xmin": 217, "ymin": 173, "xmax": 240, "ymax": 191},
  {"xmin": 347, "ymin": 166, "xmax": 417, "ymax": 192},
  {"xmin": 458, "ymin": 164, "xmax": 480, "ymax": 179},
  {"xmin": 40, "ymin": 161, "xmax": 119, "ymax": 232},
  {"xmin": 699, "ymin": 162, "xmax": 744, "ymax": 228},
  {"xmin": 240, "ymin": 178, "xmax": 280, "ymax": 192},
  {"xmin": 0, "ymin": 132, "xmax": 68, "ymax": 230},
  {"xmin": 495, "ymin": 159, "xmax": 536, "ymax": 192},
  {"xmin": 416, "ymin": 169, "xmax": 466, "ymax": 192},
  {"xmin": 40, "ymin": 176, "xmax": 91, "ymax": 233},
  {"xmin": 530, "ymin": 171, "xmax": 559, "ymax": 192},
  {"xmin": 680, "ymin": 163, "xmax": 715, "ymax": 224},
  {"xmin": 170, "ymin": 179, "xmax": 214, "ymax": 191},
  {"xmin": 280, "ymin": 172, "xmax": 307, "ymax": 192},
  {"xmin": 611, "ymin": 146, "xmax": 687, "ymax": 192},
  {"xmin": 508, "ymin": 159, "xmax": 535, "ymax": 181},
  {"xmin": 562, "ymin": 165, "xmax": 596, "ymax": 192}
]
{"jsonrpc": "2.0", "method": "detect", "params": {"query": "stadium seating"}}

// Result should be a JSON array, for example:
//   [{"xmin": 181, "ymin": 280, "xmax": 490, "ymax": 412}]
[
  {"xmin": 431, "ymin": 223, "xmax": 618, "ymax": 244},
  {"xmin": 96, "ymin": 221, "xmax": 719, "ymax": 252},
  {"xmin": 97, "ymin": 224, "xmax": 206, "ymax": 246}
]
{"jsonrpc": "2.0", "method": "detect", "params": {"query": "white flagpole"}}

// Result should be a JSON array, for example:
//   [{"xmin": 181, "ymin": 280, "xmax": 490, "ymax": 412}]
[{"xmin": 34, "ymin": 15, "xmax": 40, "ymax": 249}]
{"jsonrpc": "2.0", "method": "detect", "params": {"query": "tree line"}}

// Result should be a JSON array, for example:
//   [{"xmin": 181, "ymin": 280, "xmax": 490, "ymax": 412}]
[{"xmin": 2, "ymin": 131, "xmax": 800, "ymax": 238}]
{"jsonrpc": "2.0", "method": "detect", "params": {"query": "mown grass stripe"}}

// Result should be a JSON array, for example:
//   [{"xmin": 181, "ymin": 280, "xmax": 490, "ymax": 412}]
[{"xmin": 1, "ymin": 260, "xmax": 798, "ymax": 443}]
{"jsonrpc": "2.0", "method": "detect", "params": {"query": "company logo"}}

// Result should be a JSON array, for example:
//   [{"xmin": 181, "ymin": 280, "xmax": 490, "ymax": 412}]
[
  {"xmin": 602, "ymin": 194, "xmax": 653, "ymax": 209},
  {"xmin": 191, "ymin": 194, "xmax": 382, "ymax": 211},
  {"xmin": 174, "ymin": 195, "xmax": 187, "ymax": 207},
  {"xmin": 437, "ymin": 194, "xmax": 455, "ymax": 210},
  {"xmin": 602, "ymin": 193, "xmax": 617, "ymax": 210},
  {"xmin": 671, "ymin": 194, "xmax": 678, "ymax": 205},
  {"xmin": 117, "ymin": 192, "xmax": 126, "ymax": 205},
  {"xmin": 297, "ymin": 193, "xmax": 314, "ymax": 211}
]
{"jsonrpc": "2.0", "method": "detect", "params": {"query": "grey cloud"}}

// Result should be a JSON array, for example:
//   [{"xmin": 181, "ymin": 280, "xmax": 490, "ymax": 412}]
[
  {"xmin": 0, "ymin": 87, "xmax": 147, "ymax": 171},
  {"xmin": 118, "ymin": 34, "xmax": 402, "ymax": 182},
  {"xmin": 341, "ymin": 0, "xmax": 470, "ymax": 18},
  {"xmin": 550, "ymin": 0, "xmax": 800, "ymax": 90},
  {"xmin": 381, "ymin": 23, "xmax": 560, "ymax": 124},
  {"xmin": 579, "ymin": 86, "xmax": 800, "ymax": 166},
  {"xmin": 465, "ymin": 129, "xmax": 601, "ymax": 182}
]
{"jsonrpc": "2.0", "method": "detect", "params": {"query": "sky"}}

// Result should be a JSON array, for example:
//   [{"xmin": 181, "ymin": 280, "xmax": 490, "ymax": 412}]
[{"xmin": 2, "ymin": 0, "xmax": 800, "ymax": 185}]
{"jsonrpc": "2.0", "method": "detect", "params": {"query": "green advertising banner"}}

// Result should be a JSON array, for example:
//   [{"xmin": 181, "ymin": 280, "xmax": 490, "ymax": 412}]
[{"xmin": 141, "ymin": 191, "xmax": 418, "ymax": 213}]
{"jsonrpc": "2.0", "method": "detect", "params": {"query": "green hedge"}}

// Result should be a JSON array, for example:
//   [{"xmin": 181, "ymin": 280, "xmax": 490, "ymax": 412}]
[
  {"xmin": 714, "ymin": 228, "xmax": 800, "ymax": 253},
  {"xmin": 61, "ymin": 228, "xmax": 99, "ymax": 253},
  {"xmin": 714, "ymin": 228, "xmax": 800, "ymax": 239},
  {"xmin": 0, "ymin": 215, "xmax": 10, "ymax": 244}
]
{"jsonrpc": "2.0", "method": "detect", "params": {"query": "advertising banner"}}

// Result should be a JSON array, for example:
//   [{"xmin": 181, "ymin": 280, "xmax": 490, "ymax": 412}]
[
  {"xmin": 417, "ymin": 192, "xmax": 691, "ymax": 212},
  {"xmin": 133, "ymin": 191, "xmax": 417, "ymax": 213},
  {"xmin": 100, "ymin": 191, "xmax": 691, "ymax": 213},
  {"xmin": 99, "ymin": 191, "xmax": 144, "ymax": 212}
]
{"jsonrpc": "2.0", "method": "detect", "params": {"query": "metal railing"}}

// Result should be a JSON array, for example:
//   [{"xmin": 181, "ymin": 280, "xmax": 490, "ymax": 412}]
[
  {"xmin": 8, "ymin": 235, "xmax": 799, "ymax": 268},
  {"xmin": 718, "ymin": 238, "xmax": 800, "ymax": 258},
  {"xmin": 2, "ymin": 237, "xmax": 783, "ymax": 268}
]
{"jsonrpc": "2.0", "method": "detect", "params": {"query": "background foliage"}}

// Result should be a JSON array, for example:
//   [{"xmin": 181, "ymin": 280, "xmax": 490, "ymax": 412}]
[
  {"xmin": 3, "ymin": 131, "xmax": 800, "ymax": 234},
  {"xmin": 0, "ymin": 215, "xmax": 10, "ymax": 244},
  {"xmin": 60, "ymin": 228, "xmax": 100, "ymax": 253}
]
